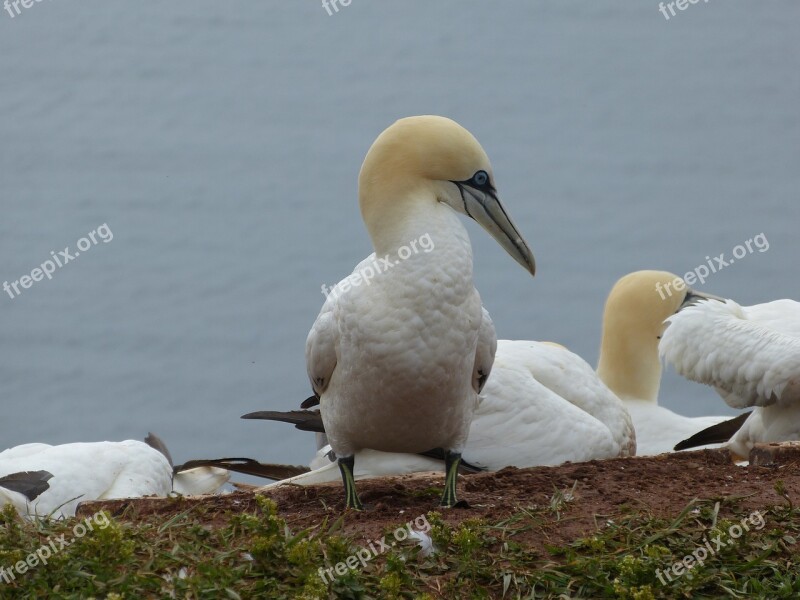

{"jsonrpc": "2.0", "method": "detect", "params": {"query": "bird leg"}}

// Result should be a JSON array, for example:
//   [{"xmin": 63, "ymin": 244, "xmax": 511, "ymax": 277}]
[
  {"xmin": 337, "ymin": 455, "xmax": 363, "ymax": 510},
  {"xmin": 440, "ymin": 450, "xmax": 462, "ymax": 508}
]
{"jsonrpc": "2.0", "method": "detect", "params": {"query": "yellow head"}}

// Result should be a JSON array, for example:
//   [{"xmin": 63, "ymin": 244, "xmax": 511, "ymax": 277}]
[
  {"xmin": 597, "ymin": 270, "xmax": 691, "ymax": 402},
  {"xmin": 357, "ymin": 116, "xmax": 535, "ymax": 276}
]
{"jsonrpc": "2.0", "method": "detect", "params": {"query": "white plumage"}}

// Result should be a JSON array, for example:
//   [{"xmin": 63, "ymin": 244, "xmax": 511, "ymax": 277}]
[
  {"xmin": 619, "ymin": 402, "xmax": 728, "ymax": 456},
  {"xmin": 660, "ymin": 297, "xmax": 800, "ymax": 457},
  {"xmin": 0, "ymin": 440, "xmax": 230, "ymax": 518},
  {"xmin": 464, "ymin": 340, "xmax": 635, "ymax": 467},
  {"xmin": 266, "ymin": 270, "xmax": 739, "ymax": 485},
  {"xmin": 306, "ymin": 237, "xmax": 494, "ymax": 459},
  {"xmin": 302, "ymin": 116, "xmax": 536, "ymax": 508},
  {"xmin": 0, "ymin": 441, "xmax": 172, "ymax": 518},
  {"xmin": 596, "ymin": 271, "xmax": 732, "ymax": 455},
  {"xmin": 263, "ymin": 339, "xmax": 634, "ymax": 488}
]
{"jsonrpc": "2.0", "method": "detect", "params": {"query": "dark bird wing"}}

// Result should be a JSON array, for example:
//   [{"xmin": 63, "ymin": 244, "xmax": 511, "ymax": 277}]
[
  {"xmin": 173, "ymin": 458, "xmax": 309, "ymax": 481},
  {"xmin": 0, "ymin": 470, "xmax": 54, "ymax": 501},
  {"xmin": 673, "ymin": 412, "xmax": 752, "ymax": 451},
  {"xmin": 144, "ymin": 432, "xmax": 174, "ymax": 467},
  {"xmin": 241, "ymin": 409, "xmax": 325, "ymax": 433}
]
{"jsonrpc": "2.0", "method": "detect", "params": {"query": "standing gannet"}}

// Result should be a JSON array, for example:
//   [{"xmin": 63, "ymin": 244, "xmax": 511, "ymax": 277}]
[
  {"xmin": 0, "ymin": 436, "xmax": 230, "ymax": 518},
  {"xmin": 244, "ymin": 338, "xmax": 635, "ymax": 485},
  {"xmin": 596, "ymin": 270, "xmax": 732, "ymax": 455},
  {"xmin": 303, "ymin": 116, "xmax": 535, "ymax": 509},
  {"xmin": 660, "ymin": 297, "xmax": 800, "ymax": 458}
]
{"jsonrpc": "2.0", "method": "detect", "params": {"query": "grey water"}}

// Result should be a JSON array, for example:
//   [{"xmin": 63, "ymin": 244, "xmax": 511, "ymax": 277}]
[{"xmin": 1, "ymin": 1, "xmax": 797, "ymax": 468}]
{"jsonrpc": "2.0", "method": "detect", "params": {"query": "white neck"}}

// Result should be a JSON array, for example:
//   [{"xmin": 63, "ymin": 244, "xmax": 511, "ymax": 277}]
[{"xmin": 364, "ymin": 189, "xmax": 474, "ymax": 288}]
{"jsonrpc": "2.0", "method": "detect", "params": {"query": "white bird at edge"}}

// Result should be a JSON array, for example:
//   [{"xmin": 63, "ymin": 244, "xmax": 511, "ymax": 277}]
[
  {"xmin": 292, "ymin": 115, "xmax": 536, "ymax": 510},
  {"xmin": 660, "ymin": 295, "xmax": 800, "ymax": 459},
  {"xmin": 0, "ymin": 434, "xmax": 230, "ymax": 518},
  {"xmin": 596, "ymin": 270, "xmax": 734, "ymax": 455}
]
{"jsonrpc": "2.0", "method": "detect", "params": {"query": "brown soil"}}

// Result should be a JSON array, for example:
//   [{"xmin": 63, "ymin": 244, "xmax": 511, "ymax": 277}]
[{"xmin": 77, "ymin": 448, "xmax": 800, "ymax": 556}]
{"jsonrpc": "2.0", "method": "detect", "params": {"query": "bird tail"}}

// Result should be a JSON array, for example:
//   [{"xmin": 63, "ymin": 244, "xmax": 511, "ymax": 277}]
[
  {"xmin": 241, "ymin": 409, "xmax": 325, "ymax": 433},
  {"xmin": 673, "ymin": 412, "xmax": 752, "ymax": 451}
]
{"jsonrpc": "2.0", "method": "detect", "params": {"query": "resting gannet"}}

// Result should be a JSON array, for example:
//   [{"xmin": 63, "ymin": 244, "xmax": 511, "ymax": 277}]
[
  {"xmin": 302, "ymin": 116, "xmax": 535, "ymax": 509},
  {"xmin": 661, "ymin": 296, "xmax": 800, "ymax": 458},
  {"xmin": 245, "ymin": 339, "xmax": 635, "ymax": 484},
  {"xmin": 596, "ymin": 270, "xmax": 732, "ymax": 455},
  {"xmin": 470, "ymin": 340, "xmax": 635, "ymax": 465},
  {"xmin": 0, "ymin": 435, "xmax": 230, "ymax": 518}
]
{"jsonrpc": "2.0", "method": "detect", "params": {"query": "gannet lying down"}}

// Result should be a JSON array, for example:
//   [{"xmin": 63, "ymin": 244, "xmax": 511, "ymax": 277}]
[
  {"xmin": 300, "ymin": 116, "xmax": 536, "ymax": 509},
  {"xmin": 0, "ymin": 435, "xmax": 230, "ymax": 518},
  {"xmin": 245, "ymin": 339, "xmax": 635, "ymax": 485},
  {"xmin": 660, "ymin": 296, "xmax": 800, "ymax": 458},
  {"xmin": 596, "ymin": 271, "xmax": 733, "ymax": 455}
]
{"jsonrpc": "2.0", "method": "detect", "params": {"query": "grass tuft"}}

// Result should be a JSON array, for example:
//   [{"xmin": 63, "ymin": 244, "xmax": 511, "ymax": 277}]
[{"xmin": 1, "ymin": 494, "xmax": 799, "ymax": 598}]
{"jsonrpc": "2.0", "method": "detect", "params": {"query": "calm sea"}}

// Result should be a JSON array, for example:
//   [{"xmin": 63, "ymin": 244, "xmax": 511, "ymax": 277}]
[{"xmin": 1, "ymin": 1, "xmax": 797, "ymax": 467}]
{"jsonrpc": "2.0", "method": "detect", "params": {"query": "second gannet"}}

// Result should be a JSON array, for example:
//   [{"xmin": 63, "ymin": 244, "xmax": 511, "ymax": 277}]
[
  {"xmin": 0, "ymin": 440, "xmax": 174, "ymax": 518},
  {"xmin": 596, "ymin": 270, "xmax": 732, "ymax": 455},
  {"xmin": 0, "ymin": 435, "xmax": 230, "ymax": 518},
  {"xmin": 661, "ymin": 296, "xmax": 800, "ymax": 458},
  {"xmin": 302, "ymin": 116, "xmax": 535, "ymax": 509}
]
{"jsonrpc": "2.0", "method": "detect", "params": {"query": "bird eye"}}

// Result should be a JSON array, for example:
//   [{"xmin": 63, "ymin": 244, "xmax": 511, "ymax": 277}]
[{"xmin": 471, "ymin": 170, "xmax": 489, "ymax": 187}]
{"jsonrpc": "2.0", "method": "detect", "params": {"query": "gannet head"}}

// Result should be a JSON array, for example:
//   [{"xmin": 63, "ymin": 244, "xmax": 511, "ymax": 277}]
[
  {"xmin": 598, "ymin": 270, "xmax": 692, "ymax": 402},
  {"xmin": 358, "ymin": 115, "xmax": 535, "ymax": 276}
]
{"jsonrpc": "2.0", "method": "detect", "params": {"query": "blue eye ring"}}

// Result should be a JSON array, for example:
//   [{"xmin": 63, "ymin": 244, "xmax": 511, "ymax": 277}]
[{"xmin": 472, "ymin": 170, "xmax": 489, "ymax": 187}]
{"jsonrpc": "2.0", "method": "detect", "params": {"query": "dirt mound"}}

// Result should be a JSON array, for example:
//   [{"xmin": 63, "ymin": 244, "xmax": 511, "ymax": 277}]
[{"xmin": 78, "ymin": 448, "xmax": 799, "ymax": 555}]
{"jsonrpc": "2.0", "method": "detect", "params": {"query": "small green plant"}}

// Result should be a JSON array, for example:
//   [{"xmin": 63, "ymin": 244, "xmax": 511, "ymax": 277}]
[
  {"xmin": 549, "ymin": 480, "xmax": 578, "ymax": 520},
  {"xmin": 0, "ymin": 494, "xmax": 798, "ymax": 598}
]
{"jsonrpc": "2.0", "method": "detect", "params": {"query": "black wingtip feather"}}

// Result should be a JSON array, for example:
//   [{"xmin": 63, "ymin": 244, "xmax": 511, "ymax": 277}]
[
  {"xmin": 145, "ymin": 432, "xmax": 174, "ymax": 467},
  {"xmin": 674, "ymin": 412, "xmax": 752, "ymax": 451},
  {"xmin": 173, "ymin": 458, "xmax": 309, "ymax": 481},
  {"xmin": 240, "ymin": 410, "xmax": 325, "ymax": 433},
  {"xmin": 301, "ymin": 395, "xmax": 320, "ymax": 409},
  {"xmin": 0, "ymin": 470, "xmax": 54, "ymax": 501}
]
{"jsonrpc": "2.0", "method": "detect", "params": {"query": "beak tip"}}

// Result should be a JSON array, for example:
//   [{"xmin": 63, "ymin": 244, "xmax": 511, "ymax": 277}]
[{"xmin": 522, "ymin": 251, "xmax": 536, "ymax": 277}]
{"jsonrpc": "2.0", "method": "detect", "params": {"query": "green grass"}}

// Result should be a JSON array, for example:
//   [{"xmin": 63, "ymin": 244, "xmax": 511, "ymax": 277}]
[{"xmin": 1, "ymin": 493, "xmax": 799, "ymax": 599}]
